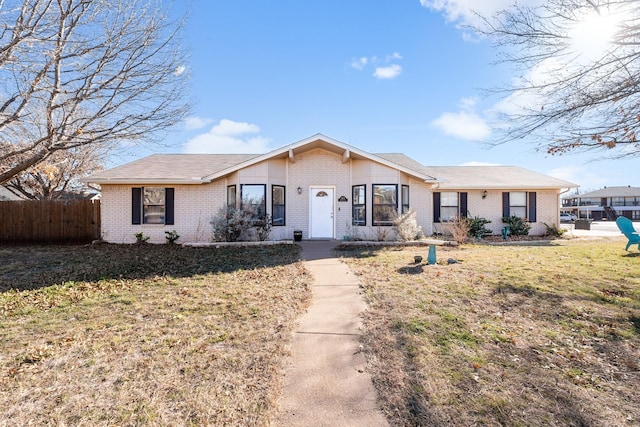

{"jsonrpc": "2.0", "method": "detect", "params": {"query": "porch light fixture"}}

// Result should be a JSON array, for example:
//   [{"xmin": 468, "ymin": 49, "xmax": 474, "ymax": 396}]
[
  {"xmin": 482, "ymin": 190, "xmax": 488, "ymax": 199},
  {"xmin": 297, "ymin": 186, "xmax": 302, "ymax": 195}
]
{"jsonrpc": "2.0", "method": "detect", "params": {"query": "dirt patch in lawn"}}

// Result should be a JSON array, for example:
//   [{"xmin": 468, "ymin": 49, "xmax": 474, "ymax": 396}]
[
  {"xmin": 0, "ymin": 244, "xmax": 311, "ymax": 426},
  {"xmin": 338, "ymin": 240, "xmax": 640, "ymax": 426}
]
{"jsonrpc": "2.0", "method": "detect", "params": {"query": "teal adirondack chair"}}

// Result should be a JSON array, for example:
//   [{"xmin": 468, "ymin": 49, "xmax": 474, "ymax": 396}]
[{"xmin": 615, "ymin": 216, "xmax": 640, "ymax": 251}]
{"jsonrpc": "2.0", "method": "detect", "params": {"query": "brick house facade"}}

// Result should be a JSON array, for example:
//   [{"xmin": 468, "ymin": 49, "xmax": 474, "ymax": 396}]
[{"xmin": 85, "ymin": 134, "xmax": 576, "ymax": 244}]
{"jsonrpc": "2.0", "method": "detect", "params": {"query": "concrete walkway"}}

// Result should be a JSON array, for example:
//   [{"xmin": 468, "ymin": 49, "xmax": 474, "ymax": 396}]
[{"xmin": 276, "ymin": 241, "xmax": 389, "ymax": 427}]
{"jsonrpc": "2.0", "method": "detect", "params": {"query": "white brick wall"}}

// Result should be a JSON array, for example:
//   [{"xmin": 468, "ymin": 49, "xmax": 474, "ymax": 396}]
[
  {"xmin": 101, "ymin": 183, "xmax": 224, "ymax": 244},
  {"xmin": 441, "ymin": 189, "xmax": 561, "ymax": 236}
]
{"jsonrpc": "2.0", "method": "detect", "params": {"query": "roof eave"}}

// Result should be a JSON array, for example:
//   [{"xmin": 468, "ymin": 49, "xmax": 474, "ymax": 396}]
[
  {"xmin": 82, "ymin": 178, "xmax": 207, "ymax": 185},
  {"xmin": 435, "ymin": 184, "xmax": 577, "ymax": 190}
]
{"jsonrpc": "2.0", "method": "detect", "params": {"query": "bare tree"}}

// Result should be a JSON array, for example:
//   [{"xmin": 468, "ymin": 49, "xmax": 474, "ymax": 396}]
[
  {"xmin": 5, "ymin": 142, "xmax": 105, "ymax": 199},
  {"xmin": 477, "ymin": 0, "xmax": 640, "ymax": 158},
  {"xmin": 0, "ymin": 0, "xmax": 190, "ymax": 185}
]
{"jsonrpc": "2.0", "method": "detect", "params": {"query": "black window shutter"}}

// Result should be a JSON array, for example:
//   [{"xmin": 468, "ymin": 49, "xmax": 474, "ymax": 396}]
[
  {"xmin": 528, "ymin": 192, "xmax": 537, "ymax": 222},
  {"xmin": 132, "ymin": 187, "xmax": 142, "ymax": 224},
  {"xmin": 502, "ymin": 192, "xmax": 510, "ymax": 218},
  {"xmin": 165, "ymin": 188, "xmax": 175, "ymax": 225},
  {"xmin": 460, "ymin": 192, "xmax": 468, "ymax": 218},
  {"xmin": 433, "ymin": 192, "xmax": 441, "ymax": 223}
]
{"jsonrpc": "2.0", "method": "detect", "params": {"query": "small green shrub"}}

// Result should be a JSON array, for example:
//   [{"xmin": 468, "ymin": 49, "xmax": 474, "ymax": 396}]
[
  {"xmin": 134, "ymin": 232, "xmax": 150, "ymax": 244},
  {"xmin": 165, "ymin": 230, "xmax": 180, "ymax": 244},
  {"xmin": 502, "ymin": 215, "xmax": 531, "ymax": 236},
  {"xmin": 543, "ymin": 222, "xmax": 566, "ymax": 237},
  {"xmin": 466, "ymin": 216, "xmax": 492, "ymax": 239}
]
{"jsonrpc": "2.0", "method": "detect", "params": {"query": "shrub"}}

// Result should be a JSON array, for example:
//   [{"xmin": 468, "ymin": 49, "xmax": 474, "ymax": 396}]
[
  {"xmin": 502, "ymin": 215, "xmax": 531, "ymax": 236},
  {"xmin": 165, "ymin": 230, "xmax": 180, "ymax": 244},
  {"xmin": 466, "ymin": 216, "xmax": 492, "ymax": 239},
  {"xmin": 254, "ymin": 214, "xmax": 272, "ymax": 241},
  {"xmin": 210, "ymin": 206, "xmax": 253, "ymax": 242},
  {"xmin": 441, "ymin": 217, "xmax": 470, "ymax": 244},
  {"xmin": 134, "ymin": 232, "xmax": 149, "ymax": 244},
  {"xmin": 543, "ymin": 221, "xmax": 566, "ymax": 238},
  {"xmin": 210, "ymin": 204, "xmax": 272, "ymax": 242}
]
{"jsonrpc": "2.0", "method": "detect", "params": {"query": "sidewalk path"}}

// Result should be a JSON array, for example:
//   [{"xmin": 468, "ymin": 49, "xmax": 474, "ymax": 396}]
[{"xmin": 276, "ymin": 241, "xmax": 389, "ymax": 427}]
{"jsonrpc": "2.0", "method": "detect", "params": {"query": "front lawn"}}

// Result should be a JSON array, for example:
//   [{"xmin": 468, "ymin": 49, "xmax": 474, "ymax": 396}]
[
  {"xmin": 339, "ymin": 240, "xmax": 640, "ymax": 426},
  {"xmin": 0, "ymin": 244, "xmax": 311, "ymax": 426}
]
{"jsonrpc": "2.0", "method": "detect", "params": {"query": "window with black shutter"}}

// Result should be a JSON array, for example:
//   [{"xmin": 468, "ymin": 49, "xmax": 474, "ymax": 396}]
[{"xmin": 132, "ymin": 187, "xmax": 174, "ymax": 225}]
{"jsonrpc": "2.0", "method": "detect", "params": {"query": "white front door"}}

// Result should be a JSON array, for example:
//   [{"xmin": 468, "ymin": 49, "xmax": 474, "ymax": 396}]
[{"xmin": 310, "ymin": 187, "xmax": 334, "ymax": 239}]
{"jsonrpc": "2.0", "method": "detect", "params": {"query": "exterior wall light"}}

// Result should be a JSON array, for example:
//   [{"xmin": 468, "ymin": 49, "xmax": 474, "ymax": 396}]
[
  {"xmin": 482, "ymin": 190, "xmax": 488, "ymax": 199},
  {"xmin": 297, "ymin": 187, "xmax": 302, "ymax": 195}
]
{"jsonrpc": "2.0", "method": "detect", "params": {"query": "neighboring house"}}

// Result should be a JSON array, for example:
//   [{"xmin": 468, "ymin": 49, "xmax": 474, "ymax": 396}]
[
  {"xmin": 84, "ymin": 134, "xmax": 577, "ymax": 244},
  {"xmin": 562, "ymin": 186, "xmax": 640, "ymax": 220}
]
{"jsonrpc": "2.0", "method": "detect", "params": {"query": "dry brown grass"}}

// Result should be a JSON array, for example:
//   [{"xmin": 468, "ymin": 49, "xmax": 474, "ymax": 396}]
[
  {"xmin": 339, "ymin": 239, "xmax": 640, "ymax": 426},
  {"xmin": 0, "ymin": 244, "xmax": 311, "ymax": 426}
]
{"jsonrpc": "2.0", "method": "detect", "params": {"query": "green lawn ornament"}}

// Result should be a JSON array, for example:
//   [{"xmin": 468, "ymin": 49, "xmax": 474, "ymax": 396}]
[
  {"xmin": 501, "ymin": 226, "xmax": 510, "ymax": 240},
  {"xmin": 427, "ymin": 245, "xmax": 437, "ymax": 265}
]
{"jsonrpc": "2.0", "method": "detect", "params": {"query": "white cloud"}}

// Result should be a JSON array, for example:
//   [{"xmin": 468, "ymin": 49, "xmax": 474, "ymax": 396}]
[
  {"xmin": 174, "ymin": 65, "xmax": 186, "ymax": 76},
  {"xmin": 432, "ymin": 97, "xmax": 491, "ymax": 140},
  {"xmin": 386, "ymin": 52, "xmax": 403, "ymax": 61},
  {"xmin": 183, "ymin": 119, "xmax": 271, "ymax": 154},
  {"xmin": 431, "ymin": 111, "xmax": 491, "ymax": 140},
  {"xmin": 459, "ymin": 97, "xmax": 478, "ymax": 110},
  {"xmin": 351, "ymin": 53, "xmax": 403, "ymax": 79},
  {"xmin": 183, "ymin": 116, "xmax": 214, "ymax": 131},
  {"xmin": 351, "ymin": 57, "xmax": 368, "ymax": 70},
  {"xmin": 419, "ymin": 0, "xmax": 541, "ymax": 27},
  {"xmin": 374, "ymin": 64, "xmax": 402, "ymax": 79}
]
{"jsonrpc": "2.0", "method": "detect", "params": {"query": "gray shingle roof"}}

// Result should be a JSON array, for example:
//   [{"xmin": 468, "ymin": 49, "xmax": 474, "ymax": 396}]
[
  {"xmin": 375, "ymin": 154, "xmax": 576, "ymax": 189},
  {"xmin": 84, "ymin": 136, "xmax": 577, "ymax": 190},
  {"xmin": 85, "ymin": 153, "xmax": 259, "ymax": 184}
]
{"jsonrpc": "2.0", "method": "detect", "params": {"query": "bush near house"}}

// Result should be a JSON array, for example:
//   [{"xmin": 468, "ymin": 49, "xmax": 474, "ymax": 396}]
[{"xmin": 502, "ymin": 214, "xmax": 531, "ymax": 236}]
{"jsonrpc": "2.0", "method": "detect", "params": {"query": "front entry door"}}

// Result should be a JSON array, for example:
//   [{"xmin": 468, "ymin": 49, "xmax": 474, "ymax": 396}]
[{"xmin": 310, "ymin": 187, "xmax": 334, "ymax": 239}]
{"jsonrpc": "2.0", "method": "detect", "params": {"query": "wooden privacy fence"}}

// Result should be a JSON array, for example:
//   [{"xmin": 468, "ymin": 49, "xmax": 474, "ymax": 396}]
[{"xmin": 0, "ymin": 199, "xmax": 100, "ymax": 243}]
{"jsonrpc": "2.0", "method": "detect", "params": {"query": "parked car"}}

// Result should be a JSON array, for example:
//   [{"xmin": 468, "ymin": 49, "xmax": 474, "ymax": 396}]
[{"xmin": 560, "ymin": 213, "xmax": 577, "ymax": 222}]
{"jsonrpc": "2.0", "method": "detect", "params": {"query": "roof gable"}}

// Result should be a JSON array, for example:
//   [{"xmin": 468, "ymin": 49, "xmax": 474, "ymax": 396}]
[
  {"xmin": 84, "ymin": 134, "xmax": 437, "ymax": 184},
  {"xmin": 200, "ymin": 134, "xmax": 437, "ymax": 182}
]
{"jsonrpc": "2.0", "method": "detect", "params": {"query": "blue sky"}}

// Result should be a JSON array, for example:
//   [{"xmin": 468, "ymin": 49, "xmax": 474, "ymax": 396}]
[{"xmin": 121, "ymin": 0, "xmax": 639, "ymax": 192}]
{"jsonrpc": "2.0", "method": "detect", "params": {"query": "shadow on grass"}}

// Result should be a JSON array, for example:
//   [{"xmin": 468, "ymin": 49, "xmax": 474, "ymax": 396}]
[
  {"xmin": 483, "ymin": 240, "xmax": 561, "ymax": 247},
  {"xmin": 492, "ymin": 282, "xmax": 563, "ymax": 301},
  {"xmin": 631, "ymin": 316, "xmax": 640, "ymax": 336},
  {"xmin": 0, "ymin": 243, "xmax": 302, "ymax": 292},
  {"xmin": 397, "ymin": 264, "xmax": 424, "ymax": 275},
  {"xmin": 334, "ymin": 245, "xmax": 381, "ymax": 259},
  {"xmin": 622, "ymin": 251, "xmax": 640, "ymax": 258}
]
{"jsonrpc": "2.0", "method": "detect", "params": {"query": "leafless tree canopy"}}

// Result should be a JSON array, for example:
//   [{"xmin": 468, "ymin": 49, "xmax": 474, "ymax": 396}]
[
  {"xmin": 5, "ymin": 143, "xmax": 104, "ymax": 199},
  {"xmin": 0, "ymin": 0, "xmax": 190, "ymax": 185},
  {"xmin": 478, "ymin": 0, "xmax": 640, "ymax": 158}
]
